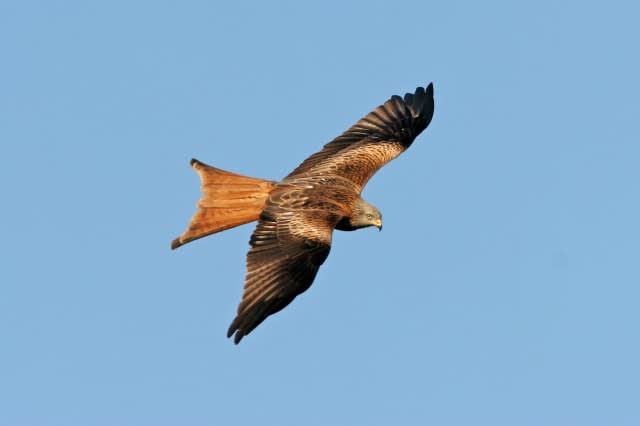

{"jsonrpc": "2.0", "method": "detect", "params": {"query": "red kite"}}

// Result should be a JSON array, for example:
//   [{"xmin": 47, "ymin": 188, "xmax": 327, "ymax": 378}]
[{"xmin": 172, "ymin": 84, "xmax": 434, "ymax": 343}]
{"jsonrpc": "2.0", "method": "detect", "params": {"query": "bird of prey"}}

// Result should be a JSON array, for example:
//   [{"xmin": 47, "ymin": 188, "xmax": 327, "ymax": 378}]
[{"xmin": 172, "ymin": 83, "xmax": 435, "ymax": 343}]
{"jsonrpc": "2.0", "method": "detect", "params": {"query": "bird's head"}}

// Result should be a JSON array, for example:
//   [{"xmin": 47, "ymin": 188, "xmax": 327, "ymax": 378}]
[{"xmin": 351, "ymin": 198, "xmax": 383, "ymax": 231}]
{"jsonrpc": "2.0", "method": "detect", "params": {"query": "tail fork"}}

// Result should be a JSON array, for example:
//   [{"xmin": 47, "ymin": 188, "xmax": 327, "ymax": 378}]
[{"xmin": 171, "ymin": 159, "xmax": 275, "ymax": 249}]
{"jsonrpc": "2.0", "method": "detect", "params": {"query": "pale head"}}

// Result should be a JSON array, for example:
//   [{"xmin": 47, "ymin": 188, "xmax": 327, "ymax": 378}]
[{"xmin": 348, "ymin": 198, "xmax": 383, "ymax": 231}]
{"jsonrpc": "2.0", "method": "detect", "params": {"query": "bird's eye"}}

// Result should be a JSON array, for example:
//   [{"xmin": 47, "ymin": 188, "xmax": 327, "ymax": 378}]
[{"xmin": 366, "ymin": 214, "xmax": 373, "ymax": 220}]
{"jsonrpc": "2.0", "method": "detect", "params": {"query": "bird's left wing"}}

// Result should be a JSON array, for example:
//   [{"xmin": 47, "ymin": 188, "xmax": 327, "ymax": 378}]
[{"xmin": 227, "ymin": 204, "xmax": 335, "ymax": 344}]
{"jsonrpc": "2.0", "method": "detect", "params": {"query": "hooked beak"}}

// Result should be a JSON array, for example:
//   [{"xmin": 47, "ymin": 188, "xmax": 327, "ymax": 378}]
[{"xmin": 374, "ymin": 219, "xmax": 383, "ymax": 231}]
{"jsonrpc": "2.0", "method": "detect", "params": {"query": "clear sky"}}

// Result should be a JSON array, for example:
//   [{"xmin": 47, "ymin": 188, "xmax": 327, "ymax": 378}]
[{"xmin": 2, "ymin": 1, "xmax": 639, "ymax": 425}]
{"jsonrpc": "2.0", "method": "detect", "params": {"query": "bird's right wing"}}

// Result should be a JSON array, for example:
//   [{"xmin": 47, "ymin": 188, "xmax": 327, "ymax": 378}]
[{"xmin": 285, "ymin": 84, "xmax": 434, "ymax": 191}]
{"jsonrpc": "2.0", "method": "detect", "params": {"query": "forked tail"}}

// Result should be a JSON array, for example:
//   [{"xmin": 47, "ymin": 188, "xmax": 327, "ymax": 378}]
[{"xmin": 171, "ymin": 159, "xmax": 276, "ymax": 249}]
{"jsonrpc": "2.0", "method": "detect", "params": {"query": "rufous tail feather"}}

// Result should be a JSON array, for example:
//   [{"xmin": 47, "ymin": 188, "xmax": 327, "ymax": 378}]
[{"xmin": 171, "ymin": 159, "xmax": 275, "ymax": 249}]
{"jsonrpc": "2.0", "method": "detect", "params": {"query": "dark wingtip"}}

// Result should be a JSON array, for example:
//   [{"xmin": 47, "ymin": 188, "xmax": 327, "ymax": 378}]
[
  {"xmin": 227, "ymin": 329, "xmax": 244, "ymax": 345},
  {"xmin": 426, "ymin": 82, "xmax": 434, "ymax": 99},
  {"xmin": 419, "ymin": 82, "xmax": 435, "ymax": 126},
  {"xmin": 403, "ymin": 83, "xmax": 434, "ymax": 125},
  {"xmin": 234, "ymin": 333, "xmax": 243, "ymax": 345},
  {"xmin": 190, "ymin": 158, "xmax": 200, "ymax": 167},
  {"xmin": 227, "ymin": 318, "xmax": 244, "ymax": 344}
]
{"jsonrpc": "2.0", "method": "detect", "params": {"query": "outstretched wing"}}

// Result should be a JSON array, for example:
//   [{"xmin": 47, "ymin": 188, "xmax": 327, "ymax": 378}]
[
  {"xmin": 227, "ymin": 204, "xmax": 334, "ymax": 344},
  {"xmin": 286, "ymin": 83, "xmax": 434, "ymax": 190}
]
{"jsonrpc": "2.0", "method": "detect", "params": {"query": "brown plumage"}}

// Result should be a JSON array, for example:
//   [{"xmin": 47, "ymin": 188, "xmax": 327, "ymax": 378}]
[{"xmin": 172, "ymin": 84, "xmax": 435, "ymax": 343}]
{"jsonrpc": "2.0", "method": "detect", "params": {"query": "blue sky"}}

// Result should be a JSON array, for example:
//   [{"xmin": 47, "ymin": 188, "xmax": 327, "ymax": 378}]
[{"xmin": 2, "ymin": 1, "xmax": 639, "ymax": 425}]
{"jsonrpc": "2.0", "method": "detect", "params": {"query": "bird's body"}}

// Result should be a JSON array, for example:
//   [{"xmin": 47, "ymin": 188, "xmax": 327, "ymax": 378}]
[{"xmin": 172, "ymin": 84, "xmax": 434, "ymax": 343}]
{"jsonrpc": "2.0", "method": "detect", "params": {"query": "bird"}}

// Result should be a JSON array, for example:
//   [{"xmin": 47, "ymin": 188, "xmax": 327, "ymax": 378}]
[{"xmin": 172, "ymin": 83, "xmax": 435, "ymax": 343}]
